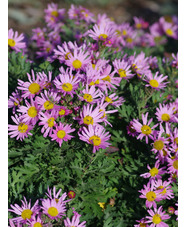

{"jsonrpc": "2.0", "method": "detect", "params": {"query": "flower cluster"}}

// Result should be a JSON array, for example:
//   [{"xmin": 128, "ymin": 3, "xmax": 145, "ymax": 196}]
[{"xmin": 8, "ymin": 187, "xmax": 85, "ymax": 227}]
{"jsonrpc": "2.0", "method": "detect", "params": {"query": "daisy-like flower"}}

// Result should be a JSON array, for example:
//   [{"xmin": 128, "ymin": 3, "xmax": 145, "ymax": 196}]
[
  {"xmin": 65, "ymin": 47, "xmax": 91, "ymax": 71},
  {"xmin": 103, "ymin": 93, "xmax": 125, "ymax": 108},
  {"xmin": 8, "ymin": 114, "xmax": 33, "ymax": 141},
  {"xmin": 38, "ymin": 110, "xmax": 58, "ymax": 137},
  {"xmin": 154, "ymin": 179, "xmax": 174, "ymax": 201},
  {"xmin": 78, "ymin": 85, "xmax": 102, "ymax": 104},
  {"xmin": 41, "ymin": 198, "xmax": 66, "ymax": 220},
  {"xmin": 159, "ymin": 17, "xmax": 178, "ymax": 39},
  {"xmin": 127, "ymin": 120, "xmax": 139, "ymax": 137},
  {"xmin": 134, "ymin": 218, "xmax": 150, "ymax": 227},
  {"xmin": 38, "ymin": 71, "xmax": 53, "ymax": 90},
  {"xmin": 171, "ymin": 53, "xmax": 178, "ymax": 68},
  {"xmin": 64, "ymin": 212, "xmax": 86, "ymax": 227},
  {"xmin": 145, "ymin": 206, "xmax": 170, "ymax": 227},
  {"xmin": 54, "ymin": 72, "xmax": 80, "ymax": 97},
  {"xmin": 17, "ymin": 70, "xmax": 45, "ymax": 99},
  {"xmin": 140, "ymin": 161, "xmax": 166, "ymax": 182},
  {"xmin": 50, "ymin": 122, "xmax": 75, "ymax": 147},
  {"xmin": 46, "ymin": 186, "xmax": 71, "ymax": 204},
  {"xmin": 26, "ymin": 215, "xmax": 43, "ymax": 227},
  {"xmin": 36, "ymin": 90, "xmax": 60, "ymax": 112},
  {"xmin": 36, "ymin": 40, "xmax": 55, "ymax": 60},
  {"xmin": 8, "ymin": 89, "xmax": 23, "ymax": 114},
  {"xmin": 54, "ymin": 41, "xmax": 74, "ymax": 63},
  {"xmin": 44, "ymin": 3, "xmax": 65, "ymax": 28},
  {"xmin": 8, "ymin": 197, "xmax": 39, "ymax": 224},
  {"xmin": 144, "ymin": 72, "xmax": 169, "ymax": 90},
  {"xmin": 139, "ymin": 182, "xmax": 162, "ymax": 209},
  {"xmin": 155, "ymin": 103, "xmax": 175, "ymax": 123},
  {"xmin": 112, "ymin": 59, "xmax": 134, "ymax": 80},
  {"xmin": 78, "ymin": 125, "xmax": 111, "ymax": 153},
  {"xmin": 133, "ymin": 16, "xmax": 149, "ymax": 29},
  {"xmin": 148, "ymin": 56, "xmax": 158, "ymax": 70},
  {"xmin": 133, "ymin": 112, "xmax": 158, "ymax": 144},
  {"xmin": 78, "ymin": 104, "xmax": 104, "ymax": 127},
  {"xmin": 167, "ymin": 157, "xmax": 178, "ymax": 175},
  {"xmin": 57, "ymin": 106, "xmax": 71, "ymax": 118},
  {"xmin": 87, "ymin": 22, "xmax": 116, "ymax": 42},
  {"xmin": 17, "ymin": 97, "xmax": 40, "ymax": 125},
  {"xmin": 9, "ymin": 219, "xmax": 23, "ymax": 227},
  {"xmin": 31, "ymin": 27, "xmax": 46, "ymax": 47},
  {"xmin": 124, "ymin": 30, "xmax": 138, "ymax": 48},
  {"xmin": 8, "ymin": 28, "xmax": 26, "ymax": 52}
]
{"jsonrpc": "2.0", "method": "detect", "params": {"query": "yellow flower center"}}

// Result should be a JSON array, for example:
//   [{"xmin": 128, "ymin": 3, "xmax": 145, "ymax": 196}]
[
  {"xmin": 146, "ymin": 191, "xmax": 156, "ymax": 201},
  {"xmin": 27, "ymin": 106, "xmax": 37, "ymax": 118},
  {"xmin": 92, "ymin": 64, "xmax": 96, "ymax": 69},
  {"xmin": 174, "ymin": 137, "xmax": 178, "ymax": 145},
  {"xmin": 57, "ymin": 130, "xmax": 66, "ymax": 139},
  {"xmin": 33, "ymin": 223, "xmax": 42, "ymax": 227},
  {"xmin": 102, "ymin": 75, "xmax": 111, "ymax": 82},
  {"xmin": 161, "ymin": 113, "xmax": 170, "ymax": 122},
  {"xmin": 89, "ymin": 135, "xmax": 102, "ymax": 146},
  {"xmin": 51, "ymin": 11, "xmax": 59, "ymax": 17},
  {"xmin": 14, "ymin": 101, "xmax": 19, "ymax": 106},
  {"xmin": 83, "ymin": 116, "xmax": 94, "ymax": 125},
  {"xmin": 62, "ymin": 83, "xmax": 73, "ymax": 92},
  {"xmin": 47, "ymin": 117, "xmax": 55, "ymax": 127},
  {"xmin": 89, "ymin": 81, "xmax": 95, "ymax": 86},
  {"xmin": 153, "ymin": 140, "xmax": 164, "ymax": 150},
  {"xmin": 126, "ymin": 37, "xmax": 133, "ymax": 43},
  {"xmin": 139, "ymin": 223, "xmax": 146, "ymax": 227},
  {"xmin": 157, "ymin": 186, "xmax": 166, "ymax": 194},
  {"xmin": 105, "ymin": 96, "xmax": 113, "ymax": 103},
  {"xmin": 164, "ymin": 16, "xmax": 173, "ymax": 23},
  {"xmin": 162, "ymin": 149, "xmax": 167, "ymax": 156},
  {"xmin": 166, "ymin": 28, "xmax": 173, "ymax": 36},
  {"xmin": 141, "ymin": 125, "xmax": 152, "ymax": 135},
  {"xmin": 118, "ymin": 69, "xmax": 127, "ymax": 78},
  {"xmin": 95, "ymin": 79, "xmax": 100, "ymax": 84},
  {"xmin": 116, "ymin": 29, "xmax": 121, "ymax": 36},
  {"xmin": 46, "ymin": 47, "xmax": 51, "ymax": 53},
  {"xmin": 83, "ymin": 94, "xmax": 93, "ymax": 102},
  {"xmin": 8, "ymin": 39, "xmax": 16, "ymax": 47},
  {"xmin": 173, "ymin": 160, "xmax": 178, "ymax": 170},
  {"xmin": 152, "ymin": 214, "xmax": 162, "ymax": 224},
  {"xmin": 72, "ymin": 59, "xmax": 82, "ymax": 69},
  {"xmin": 44, "ymin": 101, "xmax": 54, "ymax": 110},
  {"xmin": 21, "ymin": 209, "xmax": 33, "ymax": 220},
  {"xmin": 98, "ymin": 34, "xmax": 108, "ymax": 39},
  {"xmin": 149, "ymin": 167, "xmax": 159, "ymax": 177},
  {"xmin": 132, "ymin": 64, "xmax": 138, "ymax": 71},
  {"xmin": 149, "ymin": 79, "xmax": 159, "ymax": 88},
  {"xmin": 28, "ymin": 83, "xmax": 40, "ymax": 94},
  {"xmin": 122, "ymin": 30, "xmax": 127, "ymax": 35},
  {"xmin": 48, "ymin": 207, "xmax": 59, "ymax": 217},
  {"xmin": 136, "ymin": 23, "xmax": 142, "ymax": 29},
  {"xmin": 59, "ymin": 109, "xmax": 66, "ymax": 116},
  {"xmin": 98, "ymin": 202, "xmax": 106, "ymax": 209},
  {"xmin": 55, "ymin": 198, "xmax": 59, "ymax": 203},
  {"xmin": 18, "ymin": 123, "xmax": 28, "ymax": 133}
]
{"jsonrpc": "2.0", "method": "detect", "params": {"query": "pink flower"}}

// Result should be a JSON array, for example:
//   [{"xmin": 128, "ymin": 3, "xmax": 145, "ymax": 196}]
[
  {"xmin": 78, "ymin": 125, "xmax": 111, "ymax": 153},
  {"xmin": 64, "ymin": 212, "xmax": 86, "ymax": 227},
  {"xmin": 133, "ymin": 112, "xmax": 158, "ymax": 144},
  {"xmin": 8, "ymin": 114, "xmax": 33, "ymax": 141},
  {"xmin": 45, "ymin": 186, "xmax": 71, "ymax": 204},
  {"xmin": 155, "ymin": 103, "xmax": 175, "ymax": 123},
  {"xmin": 8, "ymin": 197, "xmax": 39, "ymax": 224},
  {"xmin": 154, "ymin": 179, "xmax": 174, "ymax": 200},
  {"xmin": 144, "ymin": 72, "xmax": 169, "ymax": 90},
  {"xmin": 50, "ymin": 122, "xmax": 75, "ymax": 147},
  {"xmin": 78, "ymin": 85, "xmax": 102, "ymax": 104},
  {"xmin": 8, "ymin": 29, "xmax": 26, "ymax": 52},
  {"xmin": 145, "ymin": 206, "xmax": 170, "ymax": 227},
  {"xmin": 113, "ymin": 59, "xmax": 134, "ymax": 80}
]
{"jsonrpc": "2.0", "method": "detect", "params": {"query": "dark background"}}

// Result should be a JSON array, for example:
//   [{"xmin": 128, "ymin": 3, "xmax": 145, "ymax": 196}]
[{"xmin": 9, "ymin": 0, "xmax": 178, "ymax": 35}]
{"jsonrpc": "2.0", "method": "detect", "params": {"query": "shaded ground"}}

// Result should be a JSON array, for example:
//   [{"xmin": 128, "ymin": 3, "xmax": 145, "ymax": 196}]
[{"xmin": 9, "ymin": 0, "xmax": 177, "ymax": 36}]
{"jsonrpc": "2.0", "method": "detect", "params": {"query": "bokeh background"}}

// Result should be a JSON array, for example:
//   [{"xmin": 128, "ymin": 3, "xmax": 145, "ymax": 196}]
[{"xmin": 9, "ymin": 0, "xmax": 178, "ymax": 36}]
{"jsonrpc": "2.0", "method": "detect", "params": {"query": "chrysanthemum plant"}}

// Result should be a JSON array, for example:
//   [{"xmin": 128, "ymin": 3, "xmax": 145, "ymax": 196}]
[{"xmin": 8, "ymin": 3, "xmax": 178, "ymax": 226}]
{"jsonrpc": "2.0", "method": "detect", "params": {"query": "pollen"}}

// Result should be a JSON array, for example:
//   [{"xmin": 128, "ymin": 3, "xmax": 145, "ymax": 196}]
[
  {"xmin": 118, "ymin": 69, "xmax": 127, "ymax": 77},
  {"xmin": 98, "ymin": 34, "xmax": 108, "ymax": 40},
  {"xmin": 149, "ymin": 167, "xmax": 159, "ymax": 177},
  {"xmin": 83, "ymin": 116, "xmax": 94, "ymax": 125},
  {"xmin": 149, "ymin": 79, "xmax": 159, "ymax": 88},
  {"xmin": 51, "ymin": 11, "xmax": 59, "ymax": 17},
  {"xmin": 18, "ymin": 123, "xmax": 28, "ymax": 133},
  {"xmin": 102, "ymin": 75, "xmax": 111, "ymax": 82},
  {"xmin": 141, "ymin": 125, "xmax": 152, "ymax": 135},
  {"xmin": 47, "ymin": 117, "xmax": 55, "ymax": 128},
  {"xmin": 89, "ymin": 135, "xmax": 102, "ymax": 146},
  {"xmin": 152, "ymin": 214, "xmax": 162, "ymax": 224},
  {"xmin": 62, "ymin": 83, "xmax": 73, "ymax": 92},
  {"xmin": 48, "ymin": 207, "xmax": 59, "ymax": 217},
  {"xmin": 44, "ymin": 101, "xmax": 54, "ymax": 110},
  {"xmin": 161, "ymin": 113, "xmax": 170, "ymax": 122},
  {"xmin": 57, "ymin": 130, "xmax": 66, "ymax": 139},
  {"xmin": 72, "ymin": 59, "xmax": 82, "ymax": 69},
  {"xmin": 166, "ymin": 28, "xmax": 173, "ymax": 36},
  {"xmin": 59, "ymin": 109, "xmax": 66, "ymax": 116},
  {"xmin": 28, "ymin": 83, "xmax": 40, "ymax": 94},
  {"xmin": 27, "ymin": 106, "xmax": 37, "ymax": 118},
  {"xmin": 126, "ymin": 37, "xmax": 133, "ymax": 43},
  {"xmin": 153, "ymin": 140, "xmax": 164, "ymax": 150},
  {"xmin": 33, "ymin": 223, "xmax": 42, "ymax": 227},
  {"xmin": 146, "ymin": 191, "xmax": 156, "ymax": 201},
  {"xmin": 8, "ymin": 39, "xmax": 16, "ymax": 47},
  {"xmin": 21, "ymin": 209, "xmax": 33, "ymax": 220},
  {"xmin": 83, "ymin": 94, "xmax": 93, "ymax": 103},
  {"xmin": 105, "ymin": 96, "xmax": 113, "ymax": 103},
  {"xmin": 173, "ymin": 160, "xmax": 178, "ymax": 170}
]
